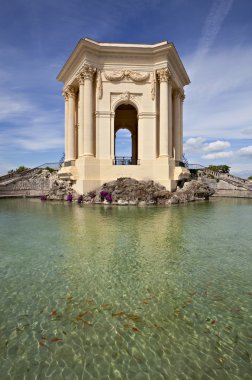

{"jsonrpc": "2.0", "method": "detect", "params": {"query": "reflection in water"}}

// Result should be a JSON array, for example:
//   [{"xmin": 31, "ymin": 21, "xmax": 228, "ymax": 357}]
[{"xmin": 0, "ymin": 198, "xmax": 252, "ymax": 379}]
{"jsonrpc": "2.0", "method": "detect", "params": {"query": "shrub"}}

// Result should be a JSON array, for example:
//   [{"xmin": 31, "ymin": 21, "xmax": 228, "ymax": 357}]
[
  {"xmin": 208, "ymin": 165, "xmax": 230, "ymax": 173},
  {"xmin": 44, "ymin": 166, "xmax": 56, "ymax": 173},
  {"xmin": 16, "ymin": 166, "xmax": 31, "ymax": 173}
]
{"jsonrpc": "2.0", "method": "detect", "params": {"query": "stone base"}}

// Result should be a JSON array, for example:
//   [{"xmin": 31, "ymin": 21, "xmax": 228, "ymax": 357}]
[{"xmin": 60, "ymin": 156, "xmax": 190, "ymax": 194}]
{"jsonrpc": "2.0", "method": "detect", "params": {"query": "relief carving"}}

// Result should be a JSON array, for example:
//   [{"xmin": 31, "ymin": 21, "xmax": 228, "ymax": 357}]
[
  {"xmin": 104, "ymin": 70, "xmax": 149, "ymax": 82},
  {"xmin": 63, "ymin": 85, "xmax": 76, "ymax": 99},
  {"xmin": 78, "ymin": 63, "xmax": 96, "ymax": 80},
  {"xmin": 151, "ymin": 71, "xmax": 156, "ymax": 101},
  {"xmin": 111, "ymin": 92, "xmax": 141, "ymax": 109},
  {"xmin": 157, "ymin": 67, "xmax": 171, "ymax": 82},
  {"xmin": 96, "ymin": 70, "xmax": 103, "ymax": 99}
]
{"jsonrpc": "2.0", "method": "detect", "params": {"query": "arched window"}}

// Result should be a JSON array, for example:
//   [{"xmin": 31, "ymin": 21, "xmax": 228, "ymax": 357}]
[{"xmin": 114, "ymin": 104, "xmax": 138, "ymax": 165}]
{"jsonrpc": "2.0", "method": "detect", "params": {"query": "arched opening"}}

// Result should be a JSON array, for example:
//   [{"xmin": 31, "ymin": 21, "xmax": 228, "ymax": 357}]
[{"xmin": 114, "ymin": 104, "xmax": 138, "ymax": 165}]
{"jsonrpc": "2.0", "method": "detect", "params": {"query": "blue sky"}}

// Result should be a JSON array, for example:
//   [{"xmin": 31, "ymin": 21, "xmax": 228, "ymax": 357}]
[{"xmin": 0, "ymin": 0, "xmax": 252, "ymax": 177}]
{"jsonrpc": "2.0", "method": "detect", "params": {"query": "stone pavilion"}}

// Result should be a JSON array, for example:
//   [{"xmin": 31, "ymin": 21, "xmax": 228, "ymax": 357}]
[{"xmin": 57, "ymin": 38, "xmax": 190, "ymax": 193}]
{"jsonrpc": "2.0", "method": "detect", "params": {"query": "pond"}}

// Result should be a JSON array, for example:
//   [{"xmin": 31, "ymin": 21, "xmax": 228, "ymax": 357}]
[{"xmin": 0, "ymin": 198, "xmax": 252, "ymax": 379}]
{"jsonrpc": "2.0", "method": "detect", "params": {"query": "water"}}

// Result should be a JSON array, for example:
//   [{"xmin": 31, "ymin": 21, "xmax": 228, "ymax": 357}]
[{"xmin": 0, "ymin": 198, "xmax": 251, "ymax": 379}]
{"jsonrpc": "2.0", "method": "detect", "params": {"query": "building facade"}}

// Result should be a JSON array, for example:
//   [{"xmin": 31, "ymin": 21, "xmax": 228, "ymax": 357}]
[{"xmin": 57, "ymin": 38, "xmax": 190, "ymax": 193}]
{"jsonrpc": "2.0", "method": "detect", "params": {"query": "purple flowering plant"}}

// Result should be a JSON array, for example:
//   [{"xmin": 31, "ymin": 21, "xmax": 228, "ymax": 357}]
[
  {"xmin": 100, "ymin": 191, "xmax": 112, "ymax": 203},
  {"xmin": 40, "ymin": 195, "xmax": 47, "ymax": 201},
  {"xmin": 67, "ymin": 193, "xmax": 73, "ymax": 202}
]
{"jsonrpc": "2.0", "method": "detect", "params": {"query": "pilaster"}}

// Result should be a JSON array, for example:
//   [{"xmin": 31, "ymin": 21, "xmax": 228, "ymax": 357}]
[
  {"xmin": 77, "ymin": 74, "xmax": 85, "ymax": 157},
  {"xmin": 67, "ymin": 86, "xmax": 76, "ymax": 161},
  {"xmin": 62, "ymin": 90, "xmax": 69, "ymax": 160},
  {"xmin": 157, "ymin": 68, "xmax": 171, "ymax": 157},
  {"xmin": 82, "ymin": 64, "xmax": 96, "ymax": 156},
  {"xmin": 173, "ymin": 89, "xmax": 181, "ymax": 161}
]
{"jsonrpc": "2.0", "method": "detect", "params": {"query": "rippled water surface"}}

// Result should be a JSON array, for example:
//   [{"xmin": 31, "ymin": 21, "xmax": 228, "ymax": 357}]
[{"xmin": 0, "ymin": 198, "xmax": 252, "ymax": 379}]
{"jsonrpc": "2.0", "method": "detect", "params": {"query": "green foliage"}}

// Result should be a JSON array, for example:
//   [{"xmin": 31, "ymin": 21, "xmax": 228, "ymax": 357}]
[
  {"xmin": 248, "ymin": 176, "xmax": 252, "ymax": 180},
  {"xmin": 207, "ymin": 165, "xmax": 230, "ymax": 173},
  {"xmin": 15, "ymin": 166, "xmax": 31, "ymax": 173},
  {"xmin": 44, "ymin": 166, "xmax": 56, "ymax": 173}
]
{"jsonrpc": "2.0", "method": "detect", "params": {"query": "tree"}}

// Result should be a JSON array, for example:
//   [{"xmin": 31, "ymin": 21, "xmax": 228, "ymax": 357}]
[
  {"xmin": 248, "ymin": 176, "xmax": 252, "ymax": 180},
  {"xmin": 207, "ymin": 165, "xmax": 230, "ymax": 173}
]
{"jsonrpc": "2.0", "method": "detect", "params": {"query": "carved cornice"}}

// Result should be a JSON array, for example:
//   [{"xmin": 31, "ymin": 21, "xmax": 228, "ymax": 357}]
[
  {"xmin": 104, "ymin": 70, "xmax": 150, "ymax": 82},
  {"xmin": 157, "ymin": 68, "xmax": 171, "ymax": 82}
]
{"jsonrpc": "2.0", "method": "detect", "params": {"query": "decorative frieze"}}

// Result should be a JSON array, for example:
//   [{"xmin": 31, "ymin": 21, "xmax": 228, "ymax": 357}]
[{"xmin": 104, "ymin": 70, "xmax": 150, "ymax": 82}]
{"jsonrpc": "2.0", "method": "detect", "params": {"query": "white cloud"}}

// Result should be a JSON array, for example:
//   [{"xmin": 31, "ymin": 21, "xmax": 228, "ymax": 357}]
[
  {"xmin": 184, "ymin": 45, "xmax": 252, "ymax": 140},
  {"xmin": 238, "ymin": 145, "xmax": 252, "ymax": 156},
  {"xmin": 198, "ymin": 0, "xmax": 234, "ymax": 53},
  {"xmin": 203, "ymin": 140, "xmax": 230, "ymax": 152},
  {"xmin": 202, "ymin": 151, "xmax": 234, "ymax": 160},
  {"xmin": 0, "ymin": 97, "xmax": 34, "ymax": 120},
  {"xmin": 183, "ymin": 137, "xmax": 206, "ymax": 153},
  {"xmin": 191, "ymin": 0, "xmax": 234, "ymax": 77}
]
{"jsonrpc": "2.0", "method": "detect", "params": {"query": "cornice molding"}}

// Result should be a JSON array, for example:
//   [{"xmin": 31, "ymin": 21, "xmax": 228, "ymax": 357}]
[{"xmin": 57, "ymin": 38, "xmax": 190, "ymax": 89}]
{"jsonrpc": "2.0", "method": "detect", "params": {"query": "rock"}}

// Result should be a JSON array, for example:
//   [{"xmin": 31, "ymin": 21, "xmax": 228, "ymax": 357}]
[
  {"xmin": 137, "ymin": 200, "xmax": 146, "ymax": 206},
  {"xmin": 118, "ymin": 199, "xmax": 129, "ymax": 205}
]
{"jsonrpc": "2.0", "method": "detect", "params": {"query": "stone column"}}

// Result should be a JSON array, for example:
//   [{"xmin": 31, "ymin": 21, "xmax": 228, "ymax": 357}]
[
  {"xmin": 157, "ymin": 68, "xmax": 171, "ymax": 157},
  {"xmin": 67, "ymin": 86, "xmax": 76, "ymax": 161},
  {"xmin": 168, "ymin": 78, "xmax": 173, "ymax": 157},
  {"xmin": 173, "ymin": 89, "xmax": 181, "ymax": 161},
  {"xmin": 62, "ymin": 90, "xmax": 69, "ymax": 161},
  {"xmin": 110, "ymin": 113, "xmax": 115, "ymax": 159},
  {"xmin": 77, "ymin": 73, "xmax": 84, "ymax": 157},
  {"xmin": 83, "ymin": 64, "xmax": 96, "ymax": 156},
  {"xmin": 179, "ymin": 91, "xmax": 185, "ymax": 161}
]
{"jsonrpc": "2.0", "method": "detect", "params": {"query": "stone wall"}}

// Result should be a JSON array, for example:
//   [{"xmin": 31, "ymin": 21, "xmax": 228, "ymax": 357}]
[
  {"xmin": 198, "ymin": 178, "xmax": 252, "ymax": 198},
  {"xmin": 0, "ymin": 171, "xmax": 56, "ymax": 197}
]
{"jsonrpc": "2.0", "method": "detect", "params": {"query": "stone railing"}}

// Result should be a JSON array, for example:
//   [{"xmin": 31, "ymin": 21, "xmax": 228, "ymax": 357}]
[
  {"xmin": 0, "ymin": 163, "xmax": 60, "ymax": 185},
  {"xmin": 201, "ymin": 169, "xmax": 252, "ymax": 191}
]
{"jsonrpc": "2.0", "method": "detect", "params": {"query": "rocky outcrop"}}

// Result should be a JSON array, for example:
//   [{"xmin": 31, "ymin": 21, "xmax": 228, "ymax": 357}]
[
  {"xmin": 0, "ymin": 169, "xmax": 76, "ymax": 200},
  {"xmin": 0, "ymin": 169, "xmax": 56, "ymax": 197},
  {"xmin": 0, "ymin": 170, "xmax": 214, "ymax": 204},
  {"xmin": 46, "ymin": 177, "xmax": 76, "ymax": 200},
  {"xmin": 80, "ymin": 178, "xmax": 214, "ymax": 205}
]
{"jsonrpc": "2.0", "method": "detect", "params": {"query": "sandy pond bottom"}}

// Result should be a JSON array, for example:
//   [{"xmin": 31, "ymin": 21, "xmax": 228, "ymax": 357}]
[{"xmin": 0, "ymin": 198, "xmax": 252, "ymax": 379}]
